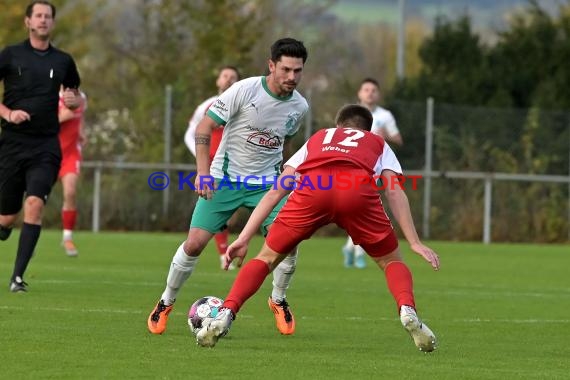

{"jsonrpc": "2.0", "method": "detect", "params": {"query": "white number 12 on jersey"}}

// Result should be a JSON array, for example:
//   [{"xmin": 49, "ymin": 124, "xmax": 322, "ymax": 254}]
[{"xmin": 322, "ymin": 128, "xmax": 365, "ymax": 147}]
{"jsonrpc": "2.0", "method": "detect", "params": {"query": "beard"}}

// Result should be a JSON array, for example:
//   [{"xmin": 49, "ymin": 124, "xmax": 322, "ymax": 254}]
[{"xmin": 281, "ymin": 82, "xmax": 297, "ymax": 95}]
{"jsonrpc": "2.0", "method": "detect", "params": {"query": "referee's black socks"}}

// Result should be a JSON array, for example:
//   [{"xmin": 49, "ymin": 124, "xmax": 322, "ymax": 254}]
[
  {"xmin": 12, "ymin": 223, "xmax": 41, "ymax": 281},
  {"xmin": 0, "ymin": 224, "xmax": 12, "ymax": 241}
]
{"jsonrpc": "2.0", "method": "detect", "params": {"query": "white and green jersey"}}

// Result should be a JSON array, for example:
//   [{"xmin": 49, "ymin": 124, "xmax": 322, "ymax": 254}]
[{"xmin": 206, "ymin": 76, "xmax": 308, "ymax": 184}]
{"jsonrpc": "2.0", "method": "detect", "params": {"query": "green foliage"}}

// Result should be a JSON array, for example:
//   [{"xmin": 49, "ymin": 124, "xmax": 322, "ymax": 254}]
[
  {"xmin": 43, "ymin": 0, "xmax": 276, "ymax": 163},
  {"xmin": 390, "ymin": 2, "xmax": 570, "ymax": 242},
  {"xmin": 2, "ymin": 0, "xmax": 568, "ymax": 241},
  {"xmin": 394, "ymin": 1, "xmax": 570, "ymax": 109},
  {"xmin": 390, "ymin": 0, "xmax": 570, "ymax": 116},
  {"xmin": 490, "ymin": 1, "xmax": 564, "ymax": 108},
  {"xmin": 392, "ymin": 15, "xmax": 488, "ymax": 105},
  {"xmin": 0, "ymin": 0, "xmax": 26, "ymax": 45}
]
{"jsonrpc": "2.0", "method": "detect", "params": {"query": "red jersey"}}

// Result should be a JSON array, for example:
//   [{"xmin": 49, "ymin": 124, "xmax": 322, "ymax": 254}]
[
  {"xmin": 58, "ymin": 92, "xmax": 86, "ymax": 151},
  {"xmin": 295, "ymin": 128, "xmax": 386, "ymax": 175},
  {"xmin": 268, "ymin": 127, "xmax": 401, "ymax": 257}
]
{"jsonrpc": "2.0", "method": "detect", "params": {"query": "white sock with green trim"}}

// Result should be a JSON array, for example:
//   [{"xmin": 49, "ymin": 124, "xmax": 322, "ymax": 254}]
[
  {"xmin": 271, "ymin": 248, "xmax": 298, "ymax": 303},
  {"xmin": 161, "ymin": 242, "xmax": 198, "ymax": 305}
]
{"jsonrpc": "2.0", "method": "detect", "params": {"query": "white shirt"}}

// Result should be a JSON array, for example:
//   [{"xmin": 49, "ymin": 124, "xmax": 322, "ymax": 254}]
[
  {"xmin": 207, "ymin": 76, "xmax": 308, "ymax": 183},
  {"xmin": 184, "ymin": 95, "xmax": 217, "ymax": 157},
  {"xmin": 370, "ymin": 106, "xmax": 400, "ymax": 137}
]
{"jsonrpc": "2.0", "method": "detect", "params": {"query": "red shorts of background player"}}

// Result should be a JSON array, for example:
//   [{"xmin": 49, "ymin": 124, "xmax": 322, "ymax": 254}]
[
  {"xmin": 209, "ymin": 127, "xmax": 224, "ymax": 162},
  {"xmin": 58, "ymin": 145, "xmax": 81, "ymax": 178},
  {"xmin": 266, "ymin": 165, "xmax": 398, "ymax": 256}
]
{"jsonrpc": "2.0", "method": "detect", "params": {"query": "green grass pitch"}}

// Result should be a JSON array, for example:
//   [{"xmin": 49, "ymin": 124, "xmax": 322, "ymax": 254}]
[{"xmin": 1, "ymin": 231, "xmax": 568, "ymax": 379}]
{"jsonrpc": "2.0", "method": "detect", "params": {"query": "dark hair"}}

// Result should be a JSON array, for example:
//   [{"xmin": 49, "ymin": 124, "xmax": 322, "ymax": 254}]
[
  {"xmin": 335, "ymin": 104, "xmax": 374, "ymax": 132},
  {"xmin": 26, "ymin": 1, "xmax": 56, "ymax": 19},
  {"xmin": 219, "ymin": 65, "xmax": 241, "ymax": 80},
  {"xmin": 360, "ymin": 77, "xmax": 380, "ymax": 89},
  {"xmin": 270, "ymin": 38, "xmax": 308, "ymax": 63}
]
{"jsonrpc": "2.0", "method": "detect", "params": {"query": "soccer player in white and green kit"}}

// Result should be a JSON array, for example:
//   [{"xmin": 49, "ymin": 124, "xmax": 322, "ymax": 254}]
[{"xmin": 148, "ymin": 38, "xmax": 309, "ymax": 336}]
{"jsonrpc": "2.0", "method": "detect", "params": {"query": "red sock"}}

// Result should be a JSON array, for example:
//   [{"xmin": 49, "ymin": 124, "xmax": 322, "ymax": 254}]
[
  {"xmin": 62, "ymin": 210, "xmax": 77, "ymax": 230},
  {"xmin": 213, "ymin": 230, "xmax": 229, "ymax": 254},
  {"xmin": 222, "ymin": 259, "xmax": 270, "ymax": 315},
  {"xmin": 384, "ymin": 261, "xmax": 415, "ymax": 311}
]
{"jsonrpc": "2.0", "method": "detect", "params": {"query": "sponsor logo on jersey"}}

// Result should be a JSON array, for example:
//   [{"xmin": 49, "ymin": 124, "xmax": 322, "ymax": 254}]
[
  {"xmin": 246, "ymin": 132, "xmax": 281, "ymax": 149},
  {"xmin": 212, "ymin": 99, "xmax": 228, "ymax": 114},
  {"xmin": 284, "ymin": 111, "xmax": 302, "ymax": 134}
]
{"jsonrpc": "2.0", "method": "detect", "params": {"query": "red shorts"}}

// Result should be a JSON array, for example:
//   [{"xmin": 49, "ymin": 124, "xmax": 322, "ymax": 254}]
[
  {"xmin": 209, "ymin": 128, "xmax": 223, "ymax": 162},
  {"xmin": 59, "ymin": 146, "xmax": 81, "ymax": 178},
  {"xmin": 266, "ymin": 166, "xmax": 398, "ymax": 257}
]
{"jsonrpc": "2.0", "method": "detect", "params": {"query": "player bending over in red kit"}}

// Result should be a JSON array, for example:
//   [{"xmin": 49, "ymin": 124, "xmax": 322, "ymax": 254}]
[{"xmin": 196, "ymin": 104, "xmax": 440, "ymax": 351}]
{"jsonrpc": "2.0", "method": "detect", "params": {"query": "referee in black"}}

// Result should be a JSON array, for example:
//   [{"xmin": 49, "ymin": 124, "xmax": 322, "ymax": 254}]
[{"xmin": 0, "ymin": 1, "xmax": 81, "ymax": 292}]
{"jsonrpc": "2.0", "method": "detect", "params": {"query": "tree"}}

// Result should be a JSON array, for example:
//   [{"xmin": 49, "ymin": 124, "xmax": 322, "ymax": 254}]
[
  {"xmin": 490, "ymin": 1, "xmax": 560, "ymax": 108},
  {"xmin": 392, "ymin": 14, "xmax": 486, "ymax": 104},
  {"xmin": 0, "ymin": 0, "xmax": 27, "ymax": 46}
]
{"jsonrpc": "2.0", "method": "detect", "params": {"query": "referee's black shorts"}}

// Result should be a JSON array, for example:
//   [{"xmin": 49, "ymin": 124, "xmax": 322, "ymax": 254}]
[{"xmin": 0, "ymin": 132, "xmax": 61, "ymax": 215}]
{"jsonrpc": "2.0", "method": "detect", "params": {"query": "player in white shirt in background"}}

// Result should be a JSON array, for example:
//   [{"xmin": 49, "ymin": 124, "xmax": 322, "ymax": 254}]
[
  {"xmin": 342, "ymin": 78, "xmax": 403, "ymax": 269},
  {"xmin": 184, "ymin": 66, "xmax": 240, "ymax": 269}
]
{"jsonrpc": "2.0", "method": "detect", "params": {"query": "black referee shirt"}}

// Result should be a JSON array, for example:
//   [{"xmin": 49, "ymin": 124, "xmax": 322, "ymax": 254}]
[{"xmin": 0, "ymin": 39, "xmax": 81, "ymax": 137}]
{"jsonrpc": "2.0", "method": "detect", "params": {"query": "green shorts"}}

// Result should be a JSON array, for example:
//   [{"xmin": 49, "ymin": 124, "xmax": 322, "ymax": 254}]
[{"xmin": 190, "ymin": 181, "xmax": 287, "ymax": 236}]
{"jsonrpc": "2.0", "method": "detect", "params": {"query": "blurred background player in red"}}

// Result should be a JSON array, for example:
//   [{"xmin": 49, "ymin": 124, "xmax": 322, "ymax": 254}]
[
  {"xmin": 184, "ymin": 65, "xmax": 240, "ymax": 269},
  {"xmin": 58, "ymin": 86, "xmax": 87, "ymax": 257}
]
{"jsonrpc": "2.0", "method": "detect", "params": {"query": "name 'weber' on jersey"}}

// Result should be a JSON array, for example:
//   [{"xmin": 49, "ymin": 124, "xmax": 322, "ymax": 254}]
[{"xmin": 206, "ymin": 76, "xmax": 308, "ymax": 184}]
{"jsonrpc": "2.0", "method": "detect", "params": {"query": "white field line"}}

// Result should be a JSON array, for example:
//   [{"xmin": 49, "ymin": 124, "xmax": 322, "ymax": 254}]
[
  {"xmin": 0, "ymin": 305, "xmax": 568, "ymax": 324},
  {"xmin": 13, "ymin": 279, "xmax": 570, "ymax": 299}
]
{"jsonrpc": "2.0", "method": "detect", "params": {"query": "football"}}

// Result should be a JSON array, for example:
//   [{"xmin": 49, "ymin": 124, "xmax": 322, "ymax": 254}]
[{"xmin": 187, "ymin": 296, "xmax": 224, "ymax": 335}]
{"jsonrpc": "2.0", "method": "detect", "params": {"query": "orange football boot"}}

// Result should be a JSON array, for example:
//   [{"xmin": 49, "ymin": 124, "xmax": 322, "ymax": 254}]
[
  {"xmin": 62, "ymin": 240, "xmax": 78, "ymax": 257},
  {"xmin": 268, "ymin": 297, "xmax": 295, "ymax": 335},
  {"xmin": 148, "ymin": 300, "xmax": 174, "ymax": 334}
]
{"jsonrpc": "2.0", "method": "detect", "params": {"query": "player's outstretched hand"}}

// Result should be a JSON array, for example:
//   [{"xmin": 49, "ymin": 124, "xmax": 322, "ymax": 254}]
[
  {"xmin": 410, "ymin": 242, "xmax": 440, "ymax": 271},
  {"xmin": 224, "ymin": 238, "xmax": 249, "ymax": 270},
  {"xmin": 194, "ymin": 174, "xmax": 215, "ymax": 200}
]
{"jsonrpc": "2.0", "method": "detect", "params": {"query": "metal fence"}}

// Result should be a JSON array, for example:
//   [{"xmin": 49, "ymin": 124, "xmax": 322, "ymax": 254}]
[
  {"xmin": 413, "ymin": 98, "xmax": 570, "ymax": 243},
  {"xmin": 41, "ymin": 97, "xmax": 570, "ymax": 243},
  {"xmin": 61, "ymin": 162, "xmax": 567, "ymax": 243}
]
